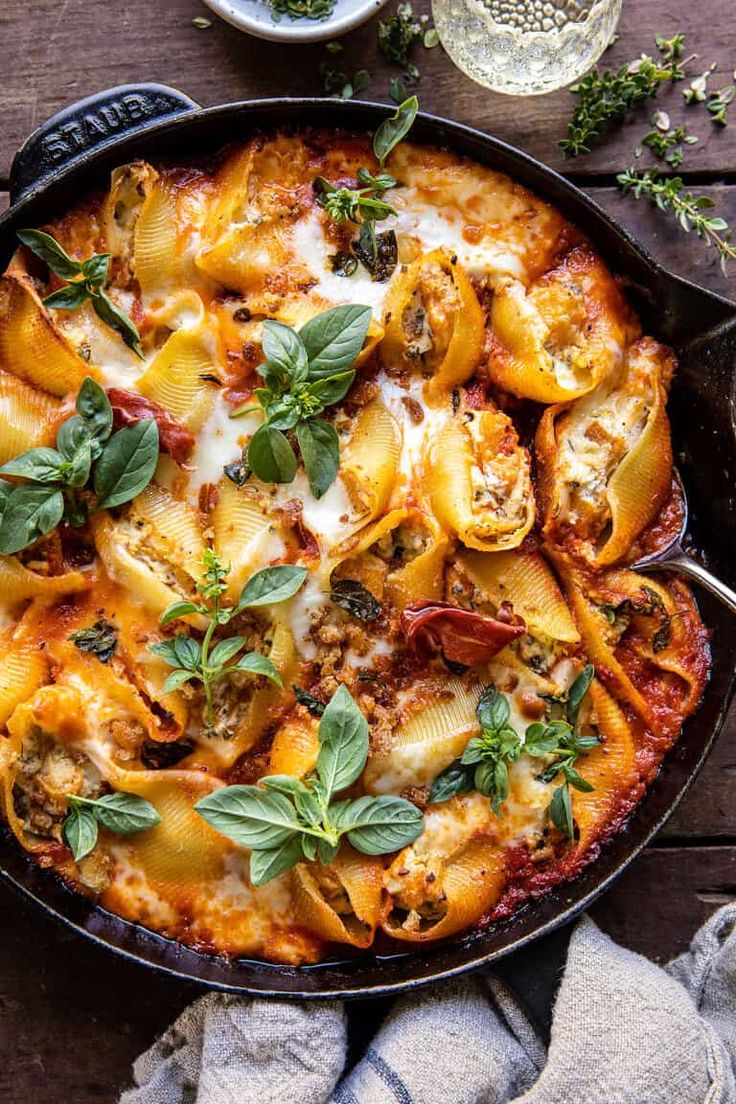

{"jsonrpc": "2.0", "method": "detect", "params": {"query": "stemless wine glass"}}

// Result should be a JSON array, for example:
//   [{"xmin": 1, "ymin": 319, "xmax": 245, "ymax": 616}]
[{"xmin": 432, "ymin": 0, "xmax": 623, "ymax": 95}]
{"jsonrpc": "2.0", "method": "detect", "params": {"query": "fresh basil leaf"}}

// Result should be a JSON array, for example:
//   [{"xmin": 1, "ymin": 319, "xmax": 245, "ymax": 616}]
[
  {"xmin": 310, "ymin": 370, "xmax": 355, "ymax": 406},
  {"xmin": 473, "ymin": 758, "xmax": 498, "ymax": 799},
  {"xmin": 293, "ymin": 685, "xmax": 326, "ymax": 716},
  {"xmin": 0, "ymin": 480, "xmax": 12, "ymax": 513},
  {"xmin": 373, "ymin": 96, "xmax": 419, "ymax": 166},
  {"xmin": 173, "ymin": 634, "xmax": 202, "ymax": 670},
  {"xmin": 477, "ymin": 687, "xmax": 510, "ymax": 732},
  {"xmin": 57, "ymin": 415, "xmax": 91, "ymax": 459},
  {"xmin": 301, "ymin": 834, "xmax": 319, "ymax": 861},
  {"xmin": 549, "ymin": 781, "xmax": 574, "ymax": 839},
  {"xmin": 356, "ymin": 167, "xmax": 397, "ymax": 190},
  {"xmin": 69, "ymin": 619, "xmax": 117, "ymax": 663},
  {"xmin": 260, "ymin": 775, "xmax": 311, "ymax": 797},
  {"xmin": 247, "ymin": 424, "xmax": 297, "ymax": 485},
  {"xmin": 62, "ymin": 489, "xmax": 88, "ymax": 529},
  {"xmin": 17, "ymin": 228, "xmax": 82, "ymax": 280},
  {"xmin": 429, "ymin": 764, "xmax": 474, "ymax": 803},
  {"xmin": 93, "ymin": 419, "xmax": 159, "ymax": 509},
  {"xmin": 316, "ymin": 684, "xmax": 369, "ymax": 796},
  {"xmin": 261, "ymin": 319, "xmax": 309, "ymax": 385},
  {"xmin": 76, "ymin": 377, "xmax": 113, "ymax": 440},
  {"xmin": 195, "ymin": 785, "xmax": 303, "ymax": 849},
  {"xmin": 62, "ymin": 804, "xmax": 98, "ymax": 861},
  {"xmin": 92, "ymin": 792, "xmax": 161, "ymax": 835},
  {"xmin": 560, "ymin": 762, "xmax": 595, "ymax": 792},
  {"xmin": 263, "ymin": 399, "xmax": 301, "ymax": 433},
  {"xmin": 249, "ymin": 834, "xmax": 305, "ymax": 886},
  {"xmin": 566, "ymin": 664, "xmax": 594, "ymax": 728},
  {"xmin": 0, "ymin": 485, "xmax": 64, "ymax": 554},
  {"xmin": 81, "ymin": 252, "xmax": 110, "ymax": 289},
  {"xmin": 0, "ymin": 447, "xmax": 65, "ymax": 483},
  {"xmin": 92, "ymin": 290, "xmax": 144, "ymax": 359},
  {"xmin": 160, "ymin": 600, "xmax": 199, "ymax": 625},
  {"xmin": 208, "ymin": 636, "xmax": 246, "ymax": 669},
  {"xmin": 163, "ymin": 668, "xmax": 196, "ymax": 693},
  {"xmin": 317, "ymin": 837, "xmax": 340, "ymax": 864},
  {"xmin": 337, "ymin": 794, "xmax": 424, "ymax": 855},
  {"xmin": 523, "ymin": 723, "xmax": 562, "ymax": 756},
  {"xmin": 44, "ymin": 283, "xmax": 91, "ymax": 310},
  {"xmin": 64, "ymin": 439, "xmax": 93, "ymax": 488},
  {"xmin": 149, "ymin": 639, "xmax": 184, "ymax": 666},
  {"xmin": 330, "ymin": 578, "xmax": 381, "ymax": 621},
  {"xmin": 299, "ymin": 304, "xmax": 372, "ymax": 379},
  {"xmin": 238, "ymin": 564, "xmax": 308, "ymax": 609},
  {"xmin": 460, "ymin": 737, "xmax": 485, "ymax": 766},
  {"xmin": 296, "ymin": 418, "xmax": 340, "ymax": 499},
  {"xmin": 234, "ymin": 652, "xmax": 283, "ymax": 685},
  {"xmin": 294, "ymin": 788, "xmax": 324, "ymax": 826}
]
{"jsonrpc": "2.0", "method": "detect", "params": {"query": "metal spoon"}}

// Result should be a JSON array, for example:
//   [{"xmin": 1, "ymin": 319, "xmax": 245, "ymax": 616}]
[{"xmin": 630, "ymin": 471, "xmax": 736, "ymax": 614}]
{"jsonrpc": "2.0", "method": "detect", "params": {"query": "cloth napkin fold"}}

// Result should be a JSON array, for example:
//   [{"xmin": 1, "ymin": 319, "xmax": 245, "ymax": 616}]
[{"xmin": 121, "ymin": 904, "xmax": 736, "ymax": 1104}]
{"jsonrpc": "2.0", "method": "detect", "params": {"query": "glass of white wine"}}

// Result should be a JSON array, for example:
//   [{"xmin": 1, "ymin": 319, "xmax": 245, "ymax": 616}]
[{"xmin": 431, "ymin": 0, "xmax": 623, "ymax": 95}]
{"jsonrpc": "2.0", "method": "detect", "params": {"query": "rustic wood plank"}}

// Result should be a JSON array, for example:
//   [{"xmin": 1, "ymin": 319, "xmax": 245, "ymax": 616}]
[
  {"xmin": 590, "ymin": 846, "xmax": 736, "ymax": 962},
  {"xmin": 1, "ymin": 846, "xmax": 733, "ymax": 1101},
  {"xmin": 1, "ymin": 0, "xmax": 735, "ymax": 182}
]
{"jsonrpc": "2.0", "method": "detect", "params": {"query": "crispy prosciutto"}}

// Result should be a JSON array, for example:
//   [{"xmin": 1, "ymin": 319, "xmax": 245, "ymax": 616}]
[
  {"xmin": 108, "ymin": 389, "xmax": 195, "ymax": 464},
  {"xmin": 401, "ymin": 601, "xmax": 525, "ymax": 666}
]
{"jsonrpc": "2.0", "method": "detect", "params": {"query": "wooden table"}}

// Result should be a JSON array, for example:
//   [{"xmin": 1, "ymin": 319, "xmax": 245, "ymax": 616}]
[{"xmin": 1, "ymin": 1, "xmax": 734, "ymax": 1099}]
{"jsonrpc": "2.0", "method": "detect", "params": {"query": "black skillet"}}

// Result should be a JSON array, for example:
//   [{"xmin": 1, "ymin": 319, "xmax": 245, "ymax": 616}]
[{"xmin": 1, "ymin": 86, "xmax": 735, "ymax": 1019}]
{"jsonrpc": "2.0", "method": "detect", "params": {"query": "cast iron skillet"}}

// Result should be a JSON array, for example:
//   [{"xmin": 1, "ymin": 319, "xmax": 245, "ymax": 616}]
[{"xmin": 1, "ymin": 86, "xmax": 735, "ymax": 1009}]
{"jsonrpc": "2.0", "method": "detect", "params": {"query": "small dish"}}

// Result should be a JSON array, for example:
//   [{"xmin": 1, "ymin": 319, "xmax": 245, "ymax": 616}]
[{"xmin": 202, "ymin": 0, "xmax": 389, "ymax": 43}]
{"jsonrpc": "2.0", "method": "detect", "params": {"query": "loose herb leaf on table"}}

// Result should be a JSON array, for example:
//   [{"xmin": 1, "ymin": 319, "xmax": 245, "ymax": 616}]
[
  {"xmin": 17, "ymin": 229, "xmax": 143, "ymax": 357},
  {"xmin": 151, "ymin": 551, "xmax": 307, "ymax": 725},
  {"xmin": 229, "ymin": 304, "xmax": 372, "ymax": 497},
  {"xmin": 196, "ymin": 684, "xmax": 424, "ymax": 884},
  {"xmin": 0, "ymin": 377, "xmax": 159, "ymax": 554}
]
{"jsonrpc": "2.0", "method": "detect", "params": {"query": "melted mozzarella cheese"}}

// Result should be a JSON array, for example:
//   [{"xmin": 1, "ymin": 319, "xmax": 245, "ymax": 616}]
[
  {"xmin": 185, "ymin": 395, "xmax": 252, "ymax": 499},
  {"xmin": 291, "ymin": 211, "xmax": 394, "ymax": 317}
]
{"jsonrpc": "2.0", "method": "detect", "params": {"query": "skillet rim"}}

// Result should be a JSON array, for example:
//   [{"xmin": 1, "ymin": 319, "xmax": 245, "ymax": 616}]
[{"xmin": 0, "ymin": 92, "xmax": 734, "ymax": 1000}]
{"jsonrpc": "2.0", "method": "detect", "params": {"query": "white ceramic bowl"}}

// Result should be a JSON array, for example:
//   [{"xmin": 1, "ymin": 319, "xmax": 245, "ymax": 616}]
[{"xmin": 202, "ymin": 0, "xmax": 389, "ymax": 42}]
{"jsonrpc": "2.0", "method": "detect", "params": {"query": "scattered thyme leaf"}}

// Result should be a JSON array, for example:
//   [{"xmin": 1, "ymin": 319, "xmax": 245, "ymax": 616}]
[
  {"xmin": 378, "ymin": 2, "xmax": 424, "ymax": 73},
  {"xmin": 390, "ymin": 76, "xmax": 408, "ymax": 103},
  {"xmin": 708, "ymin": 85, "xmax": 735, "ymax": 127},
  {"xmin": 642, "ymin": 115, "xmax": 698, "ymax": 169},
  {"xmin": 191, "ymin": 16, "xmax": 212, "ymax": 28},
  {"xmin": 268, "ymin": 0, "xmax": 336, "ymax": 19},
  {"xmin": 683, "ymin": 65, "xmax": 716, "ymax": 104}
]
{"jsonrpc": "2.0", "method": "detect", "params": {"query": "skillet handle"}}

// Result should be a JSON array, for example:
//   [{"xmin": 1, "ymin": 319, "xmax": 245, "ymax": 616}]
[{"xmin": 9, "ymin": 84, "xmax": 201, "ymax": 204}]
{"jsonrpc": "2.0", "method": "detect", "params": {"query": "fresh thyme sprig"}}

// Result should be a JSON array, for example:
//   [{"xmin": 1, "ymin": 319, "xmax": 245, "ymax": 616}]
[
  {"xmin": 378, "ymin": 2, "xmax": 427, "ymax": 79},
  {"xmin": 150, "ymin": 551, "xmax": 307, "ymax": 724},
  {"xmin": 559, "ymin": 37, "xmax": 690, "ymax": 158},
  {"xmin": 617, "ymin": 168, "xmax": 736, "ymax": 273}
]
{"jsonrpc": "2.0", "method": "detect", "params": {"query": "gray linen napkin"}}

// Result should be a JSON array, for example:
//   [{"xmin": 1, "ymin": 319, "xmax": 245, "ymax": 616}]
[{"xmin": 121, "ymin": 904, "xmax": 736, "ymax": 1104}]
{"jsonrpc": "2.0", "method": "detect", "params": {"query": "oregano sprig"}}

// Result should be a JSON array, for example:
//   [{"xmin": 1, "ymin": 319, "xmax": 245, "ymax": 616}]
[
  {"xmin": 229, "ymin": 304, "xmax": 372, "ymax": 497},
  {"xmin": 617, "ymin": 168, "xmax": 736, "ymax": 273},
  {"xmin": 195, "ymin": 684, "xmax": 424, "ymax": 885},
  {"xmin": 314, "ymin": 96, "xmax": 418, "ymax": 280},
  {"xmin": 0, "ymin": 377, "xmax": 159, "ymax": 554},
  {"xmin": 150, "ymin": 551, "xmax": 308, "ymax": 724},
  {"xmin": 17, "ymin": 229, "xmax": 143, "ymax": 358},
  {"xmin": 62, "ymin": 791, "xmax": 161, "ymax": 861}
]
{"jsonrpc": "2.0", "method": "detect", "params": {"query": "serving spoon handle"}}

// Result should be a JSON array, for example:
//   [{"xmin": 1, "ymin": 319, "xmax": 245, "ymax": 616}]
[{"xmin": 637, "ymin": 548, "xmax": 736, "ymax": 615}]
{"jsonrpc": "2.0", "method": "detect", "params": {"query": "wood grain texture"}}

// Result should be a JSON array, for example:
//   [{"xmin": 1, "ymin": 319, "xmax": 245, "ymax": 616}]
[{"xmin": 1, "ymin": 0, "xmax": 735, "ymax": 181}]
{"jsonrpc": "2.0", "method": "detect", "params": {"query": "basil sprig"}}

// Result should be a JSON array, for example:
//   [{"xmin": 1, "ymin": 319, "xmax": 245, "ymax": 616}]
[
  {"xmin": 0, "ymin": 377, "xmax": 159, "ymax": 554},
  {"xmin": 314, "ymin": 96, "xmax": 418, "ymax": 280},
  {"xmin": 429, "ymin": 667, "xmax": 599, "ymax": 830},
  {"xmin": 196, "ymin": 684, "xmax": 424, "ymax": 885},
  {"xmin": 150, "ymin": 551, "xmax": 307, "ymax": 724},
  {"xmin": 230, "ymin": 304, "xmax": 371, "ymax": 498},
  {"xmin": 62, "ymin": 791, "xmax": 161, "ymax": 861},
  {"xmin": 17, "ymin": 229, "xmax": 143, "ymax": 358}
]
